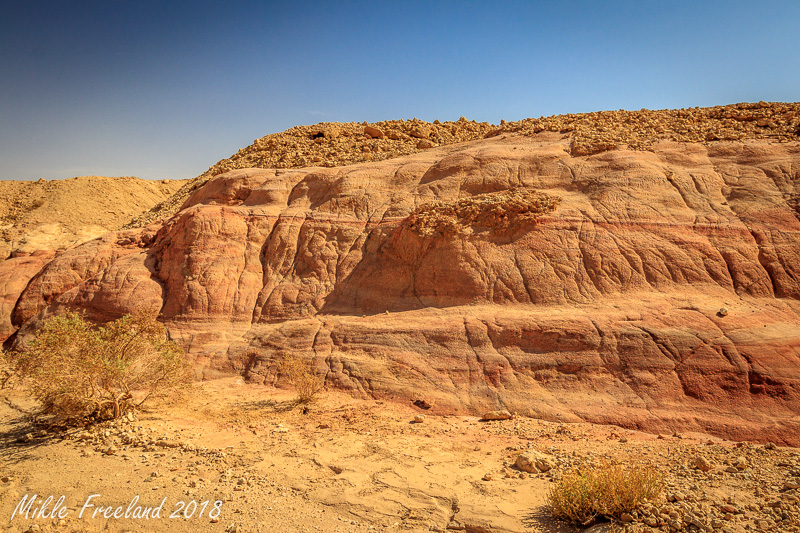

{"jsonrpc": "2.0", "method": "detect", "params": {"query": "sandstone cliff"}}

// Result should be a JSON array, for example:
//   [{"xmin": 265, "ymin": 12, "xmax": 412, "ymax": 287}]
[
  {"xmin": 4, "ymin": 104, "xmax": 800, "ymax": 445},
  {"xmin": 0, "ymin": 175, "xmax": 186, "ymax": 339}
]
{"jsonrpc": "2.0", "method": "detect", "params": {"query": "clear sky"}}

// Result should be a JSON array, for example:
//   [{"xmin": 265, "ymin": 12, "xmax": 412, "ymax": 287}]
[{"xmin": 1, "ymin": 0, "xmax": 798, "ymax": 181}]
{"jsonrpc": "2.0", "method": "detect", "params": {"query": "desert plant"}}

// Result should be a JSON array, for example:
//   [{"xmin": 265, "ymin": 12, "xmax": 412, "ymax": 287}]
[
  {"xmin": 0, "ymin": 349, "xmax": 15, "ymax": 389},
  {"xmin": 547, "ymin": 461, "xmax": 664, "ymax": 525},
  {"xmin": 9, "ymin": 310, "xmax": 192, "ymax": 420},
  {"xmin": 277, "ymin": 354, "xmax": 323, "ymax": 403}
]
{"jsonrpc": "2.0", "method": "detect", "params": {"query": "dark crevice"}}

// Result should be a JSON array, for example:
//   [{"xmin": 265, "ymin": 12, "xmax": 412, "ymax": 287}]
[{"xmin": 750, "ymin": 230, "xmax": 779, "ymax": 297}]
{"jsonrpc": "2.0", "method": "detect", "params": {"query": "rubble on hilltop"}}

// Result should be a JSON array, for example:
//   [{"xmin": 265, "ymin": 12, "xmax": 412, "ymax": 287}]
[{"xmin": 123, "ymin": 101, "xmax": 800, "ymax": 229}]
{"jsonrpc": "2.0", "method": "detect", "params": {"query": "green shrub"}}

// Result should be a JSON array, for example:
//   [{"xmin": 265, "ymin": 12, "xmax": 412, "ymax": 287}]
[
  {"xmin": 9, "ymin": 311, "xmax": 192, "ymax": 420},
  {"xmin": 547, "ymin": 461, "xmax": 664, "ymax": 525}
]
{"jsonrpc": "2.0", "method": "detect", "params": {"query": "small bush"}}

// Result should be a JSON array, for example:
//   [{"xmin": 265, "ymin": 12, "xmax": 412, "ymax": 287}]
[
  {"xmin": 277, "ymin": 355, "xmax": 322, "ymax": 403},
  {"xmin": 0, "ymin": 349, "xmax": 16, "ymax": 389},
  {"xmin": 405, "ymin": 187, "xmax": 561, "ymax": 237},
  {"xmin": 9, "ymin": 311, "xmax": 192, "ymax": 420},
  {"xmin": 547, "ymin": 461, "xmax": 664, "ymax": 525}
]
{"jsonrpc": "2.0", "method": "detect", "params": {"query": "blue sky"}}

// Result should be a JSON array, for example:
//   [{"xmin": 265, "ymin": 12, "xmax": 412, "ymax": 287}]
[{"xmin": 1, "ymin": 1, "xmax": 798, "ymax": 180}]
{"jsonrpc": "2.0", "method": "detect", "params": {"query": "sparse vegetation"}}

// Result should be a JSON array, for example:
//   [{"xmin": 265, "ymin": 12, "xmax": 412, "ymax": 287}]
[
  {"xmin": 0, "ymin": 349, "xmax": 15, "ymax": 389},
  {"xmin": 405, "ymin": 187, "xmax": 561, "ymax": 236},
  {"xmin": 547, "ymin": 461, "xmax": 664, "ymax": 526},
  {"xmin": 8, "ymin": 311, "xmax": 192, "ymax": 420},
  {"xmin": 277, "ymin": 354, "xmax": 323, "ymax": 403}
]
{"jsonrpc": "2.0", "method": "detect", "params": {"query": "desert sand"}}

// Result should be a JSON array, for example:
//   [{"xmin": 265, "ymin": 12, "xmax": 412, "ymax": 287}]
[{"xmin": 2, "ymin": 378, "xmax": 799, "ymax": 533}]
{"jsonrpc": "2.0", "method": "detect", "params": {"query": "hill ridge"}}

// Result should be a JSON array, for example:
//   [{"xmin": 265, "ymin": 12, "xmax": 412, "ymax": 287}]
[{"xmin": 122, "ymin": 101, "xmax": 800, "ymax": 229}]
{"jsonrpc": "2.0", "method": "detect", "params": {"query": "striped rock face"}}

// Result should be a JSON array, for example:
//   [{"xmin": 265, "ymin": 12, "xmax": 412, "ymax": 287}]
[{"xmin": 6, "ymin": 132, "xmax": 800, "ymax": 444}]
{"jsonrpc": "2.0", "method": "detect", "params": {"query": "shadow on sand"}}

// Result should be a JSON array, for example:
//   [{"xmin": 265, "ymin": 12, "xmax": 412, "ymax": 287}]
[{"xmin": 522, "ymin": 506, "xmax": 582, "ymax": 532}]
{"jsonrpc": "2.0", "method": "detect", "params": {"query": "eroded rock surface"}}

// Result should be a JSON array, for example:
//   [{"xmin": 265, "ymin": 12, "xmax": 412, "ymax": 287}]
[{"xmin": 6, "ymin": 131, "xmax": 800, "ymax": 444}]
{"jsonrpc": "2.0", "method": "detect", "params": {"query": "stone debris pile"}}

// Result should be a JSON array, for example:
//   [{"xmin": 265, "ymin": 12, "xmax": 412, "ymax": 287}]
[{"xmin": 123, "ymin": 101, "xmax": 800, "ymax": 229}]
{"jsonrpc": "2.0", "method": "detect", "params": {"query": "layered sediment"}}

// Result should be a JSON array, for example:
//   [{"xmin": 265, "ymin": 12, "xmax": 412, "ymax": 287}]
[{"xmin": 4, "ymin": 109, "xmax": 800, "ymax": 443}]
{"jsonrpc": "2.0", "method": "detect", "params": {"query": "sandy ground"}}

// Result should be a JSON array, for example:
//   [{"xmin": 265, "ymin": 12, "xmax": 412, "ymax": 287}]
[{"xmin": 1, "ymin": 379, "xmax": 798, "ymax": 533}]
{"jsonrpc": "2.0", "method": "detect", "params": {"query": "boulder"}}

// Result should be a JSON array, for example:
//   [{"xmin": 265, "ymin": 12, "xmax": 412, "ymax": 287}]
[
  {"xmin": 364, "ymin": 126, "xmax": 384, "ymax": 139},
  {"xmin": 515, "ymin": 449, "xmax": 556, "ymax": 473},
  {"xmin": 692, "ymin": 456, "xmax": 714, "ymax": 472},
  {"xmin": 481, "ymin": 410, "xmax": 513, "ymax": 421}
]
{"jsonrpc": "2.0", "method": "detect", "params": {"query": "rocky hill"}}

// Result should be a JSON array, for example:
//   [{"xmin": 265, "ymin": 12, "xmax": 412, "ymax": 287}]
[
  {"xmin": 3, "ymin": 103, "xmax": 799, "ymax": 445},
  {"xmin": 123, "ymin": 102, "xmax": 800, "ymax": 228},
  {"xmin": 0, "ymin": 175, "xmax": 185, "ymax": 257}
]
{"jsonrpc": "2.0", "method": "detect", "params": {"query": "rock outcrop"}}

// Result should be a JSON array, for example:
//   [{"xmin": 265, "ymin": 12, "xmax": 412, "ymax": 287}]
[{"xmin": 5, "ymin": 114, "xmax": 800, "ymax": 444}]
